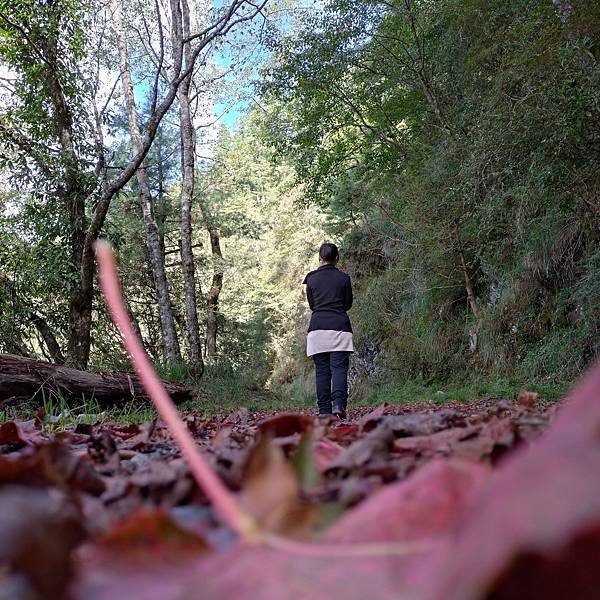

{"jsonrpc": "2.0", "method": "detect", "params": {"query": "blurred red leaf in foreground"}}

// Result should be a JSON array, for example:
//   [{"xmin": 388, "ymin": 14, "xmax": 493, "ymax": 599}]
[
  {"xmin": 324, "ymin": 459, "xmax": 489, "ymax": 544},
  {"xmin": 0, "ymin": 441, "xmax": 105, "ymax": 495},
  {"xmin": 0, "ymin": 419, "xmax": 46, "ymax": 448},
  {"xmin": 75, "ymin": 458, "xmax": 483, "ymax": 600},
  {"xmin": 73, "ymin": 362, "xmax": 600, "ymax": 599},
  {"xmin": 425, "ymin": 363, "xmax": 600, "ymax": 599}
]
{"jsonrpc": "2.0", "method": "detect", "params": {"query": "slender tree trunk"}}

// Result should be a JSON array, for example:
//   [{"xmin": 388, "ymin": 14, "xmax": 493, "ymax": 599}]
[
  {"xmin": 178, "ymin": 0, "xmax": 204, "ymax": 374},
  {"xmin": 29, "ymin": 313, "xmax": 65, "ymax": 364},
  {"xmin": 459, "ymin": 248, "xmax": 480, "ymax": 353},
  {"xmin": 112, "ymin": 0, "xmax": 181, "ymax": 363},
  {"xmin": 459, "ymin": 251, "xmax": 479, "ymax": 317},
  {"xmin": 124, "ymin": 298, "xmax": 144, "ymax": 347},
  {"xmin": 39, "ymin": 4, "xmax": 90, "ymax": 368},
  {"xmin": 451, "ymin": 223, "xmax": 481, "ymax": 352},
  {"xmin": 202, "ymin": 208, "xmax": 224, "ymax": 358},
  {"xmin": 65, "ymin": 186, "xmax": 91, "ymax": 368},
  {"xmin": 403, "ymin": 0, "xmax": 452, "ymax": 134},
  {"xmin": 156, "ymin": 140, "xmax": 167, "ymax": 257}
]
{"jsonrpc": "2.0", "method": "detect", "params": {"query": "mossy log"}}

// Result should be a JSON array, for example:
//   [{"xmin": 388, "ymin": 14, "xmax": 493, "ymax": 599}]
[{"xmin": 0, "ymin": 353, "xmax": 192, "ymax": 407}]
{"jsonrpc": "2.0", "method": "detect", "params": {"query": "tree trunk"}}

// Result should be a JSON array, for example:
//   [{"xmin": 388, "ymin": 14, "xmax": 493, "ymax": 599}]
[
  {"xmin": 403, "ymin": 0, "xmax": 452, "ymax": 134},
  {"xmin": 459, "ymin": 249, "xmax": 480, "ymax": 353},
  {"xmin": 29, "ymin": 313, "xmax": 65, "ymax": 365},
  {"xmin": 0, "ymin": 353, "xmax": 192, "ymax": 407},
  {"xmin": 39, "ymin": 3, "xmax": 91, "ymax": 368},
  {"xmin": 112, "ymin": 0, "xmax": 181, "ymax": 364},
  {"xmin": 178, "ymin": 0, "xmax": 204, "ymax": 375},
  {"xmin": 204, "ymin": 216, "xmax": 224, "ymax": 359}
]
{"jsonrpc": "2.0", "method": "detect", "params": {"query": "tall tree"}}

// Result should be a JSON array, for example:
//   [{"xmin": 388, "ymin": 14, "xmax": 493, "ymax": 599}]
[
  {"xmin": 177, "ymin": 0, "xmax": 204, "ymax": 373},
  {"xmin": 0, "ymin": 0, "xmax": 269, "ymax": 368},
  {"xmin": 111, "ymin": 0, "xmax": 182, "ymax": 363},
  {"xmin": 201, "ymin": 204, "xmax": 224, "ymax": 358}
]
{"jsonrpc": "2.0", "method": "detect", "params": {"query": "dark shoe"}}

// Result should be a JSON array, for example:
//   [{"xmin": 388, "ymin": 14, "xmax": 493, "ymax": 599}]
[
  {"xmin": 317, "ymin": 402, "xmax": 332, "ymax": 417},
  {"xmin": 333, "ymin": 408, "xmax": 347, "ymax": 420}
]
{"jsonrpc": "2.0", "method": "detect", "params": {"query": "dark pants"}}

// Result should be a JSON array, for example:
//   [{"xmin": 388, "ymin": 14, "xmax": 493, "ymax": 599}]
[{"xmin": 313, "ymin": 351, "xmax": 350, "ymax": 414}]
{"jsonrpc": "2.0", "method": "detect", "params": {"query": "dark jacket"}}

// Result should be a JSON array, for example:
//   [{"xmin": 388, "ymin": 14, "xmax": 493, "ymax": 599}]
[{"xmin": 303, "ymin": 264, "xmax": 353, "ymax": 333}]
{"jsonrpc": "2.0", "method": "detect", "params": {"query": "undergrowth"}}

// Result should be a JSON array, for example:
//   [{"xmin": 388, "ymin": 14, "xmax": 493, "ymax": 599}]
[
  {"xmin": 0, "ymin": 367, "xmax": 572, "ymax": 426},
  {"xmin": 356, "ymin": 377, "xmax": 571, "ymax": 407}
]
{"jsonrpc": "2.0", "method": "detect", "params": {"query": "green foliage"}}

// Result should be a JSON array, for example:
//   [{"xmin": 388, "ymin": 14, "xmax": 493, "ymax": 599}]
[
  {"xmin": 1, "ymin": 0, "xmax": 598, "ymax": 410},
  {"xmin": 359, "ymin": 377, "xmax": 570, "ymax": 407},
  {"xmin": 259, "ymin": 0, "xmax": 600, "ymax": 392},
  {"xmin": 193, "ymin": 116, "xmax": 329, "ymax": 390},
  {"xmin": 0, "ymin": 0, "xmax": 98, "ymax": 358}
]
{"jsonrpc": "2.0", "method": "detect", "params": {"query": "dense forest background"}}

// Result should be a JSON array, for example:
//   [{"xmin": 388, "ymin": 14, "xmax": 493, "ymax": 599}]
[{"xmin": 1, "ymin": 0, "xmax": 599, "ymax": 410}]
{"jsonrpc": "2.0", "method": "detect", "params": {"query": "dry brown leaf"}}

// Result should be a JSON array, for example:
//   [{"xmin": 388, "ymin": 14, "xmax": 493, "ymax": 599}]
[
  {"xmin": 240, "ymin": 437, "xmax": 316, "ymax": 538},
  {"xmin": 517, "ymin": 389, "xmax": 539, "ymax": 407}
]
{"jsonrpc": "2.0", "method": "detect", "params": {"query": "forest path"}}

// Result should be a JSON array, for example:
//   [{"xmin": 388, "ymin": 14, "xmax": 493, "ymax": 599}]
[
  {"xmin": 1, "ymin": 393, "xmax": 555, "ymax": 522},
  {"xmin": 0, "ymin": 389, "xmax": 571, "ymax": 599}
]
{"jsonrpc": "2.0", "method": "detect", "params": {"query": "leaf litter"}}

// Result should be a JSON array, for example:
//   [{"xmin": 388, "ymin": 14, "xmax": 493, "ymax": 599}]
[
  {"xmin": 1, "ymin": 240, "xmax": 598, "ymax": 599},
  {"xmin": 0, "ymin": 392, "xmax": 566, "ymax": 599}
]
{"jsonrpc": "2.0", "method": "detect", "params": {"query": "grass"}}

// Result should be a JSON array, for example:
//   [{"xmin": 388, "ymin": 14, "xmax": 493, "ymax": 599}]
[
  {"xmin": 185, "ymin": 378, "xmax": 290, "ymax": 416},
  {"xmin": 358, "ymin": 376, "xmax": 572, "ymax": 407},
  {"xmin": 0, "ymin": 368, "xmax": 574, "ymax": 428},
  {"xmin": 0, "ymin": 385, "xmax": 158, "ymax": 429},
  {"xmin": 183, "ymin": 372, "xmax": 573, "ymax": 418}
]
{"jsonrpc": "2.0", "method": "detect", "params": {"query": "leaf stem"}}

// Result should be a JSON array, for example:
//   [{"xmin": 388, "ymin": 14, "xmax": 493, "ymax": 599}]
[
  {"xmin": 94, "ymin": 240, "xmax": 259, "ymax": 540},
  {"xmin": 263, "ymin": 533, "xmax": 432, "ymax": 557}
]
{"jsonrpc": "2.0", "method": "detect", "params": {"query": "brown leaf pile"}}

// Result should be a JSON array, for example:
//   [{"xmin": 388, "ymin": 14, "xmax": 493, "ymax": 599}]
[{"xmin": 2, "ymin": 372, "xmax": 600, "ymax": 599}]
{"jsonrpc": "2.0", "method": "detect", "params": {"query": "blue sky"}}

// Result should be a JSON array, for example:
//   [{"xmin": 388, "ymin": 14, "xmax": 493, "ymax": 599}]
[
  {"xmin": 210, "ymin": 0, "xmax": 319, "ymax": 129},
  {"xmin": 210, "ymin": 0, "xmax": 271, "ymax": 128}
]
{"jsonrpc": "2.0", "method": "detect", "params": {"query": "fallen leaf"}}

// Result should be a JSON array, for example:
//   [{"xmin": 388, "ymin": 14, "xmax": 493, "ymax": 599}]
[
  {"xmin": 0, "ymin": 419, "xmax": 46, "ymax": 450},
  {"xmin": 327, "ymin": 425, "xmax": 394, "ymax": 474},
  {"xmin": 92, "ymin": 509, "xmax": 210, "ymax": 557},
  {"xmin": 88, "ymin": 431, "xmax": 120, "ymax": 473},
  {"xmin": 358, "ymin": 404, "xmax": 389, "ymax": 427},
  {"xmin": 77, "ymin": 457, "xmax": 474, "ymax": 600},
  {"xmin": 258, "ymin": 413, "xmax": 314, "ymax": 438},
  {"xmin": 119, "ymin": 419, "xmax": 158, "ymax": 451},
  {"xmin": 426, "ymin": 361, "xmax": 600, "ymax": 600},
  {"xmin": 325, "ymin": 424, "xmax": 359, "ymax": 443},
  {"xmin": 74, "ymin": 541, "xmax": 420, "ymax": 600},
  {"xmin": 452, "ymin": 417, "xmax": 515, "ymax": 464},
  {"xmin": 0, "ymin": 442, "xmax": 106, "ymax": 495},
  {"xmin": 394, "ymin": 426, "xmax": 481, "ymax": 455},
  {"xmin": 104, "ymin": 423, "xmax": 142, "ymax": 440},
  {"xmin": 224, "ymin": 407, "xmax": 250, "ymax": 426},
  {"xmin": 325, "ymin": 459, "xmax": 489, "ymax": 543},
  {"xmin": 387, "ymin": 411, "xmax": 466, "ymax": 437},
  {"xmin": 313, "ymin": 438, "xmax": 344, "ymax": 471},
  {"xmin": 517, "ymin": 389, "xmax": 539, "ymax": 407},
  {"xmin": 241, "ymin": 437, "xmax": 316, "ymax": 538},
  {"xmin": 0, "ymin": 485, "xmax": 85, "ymax": 599}
]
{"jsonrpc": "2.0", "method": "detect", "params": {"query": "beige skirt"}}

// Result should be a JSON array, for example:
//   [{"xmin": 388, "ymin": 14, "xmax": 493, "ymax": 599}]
[{"xmin": 306, "ymin": 330, "xmax": 354, "ymax": 357}]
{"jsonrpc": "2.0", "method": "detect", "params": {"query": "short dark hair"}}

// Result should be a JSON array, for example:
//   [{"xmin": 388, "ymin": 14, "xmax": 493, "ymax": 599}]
[{"xmin": 319, "ymin": 242, "xmax": 339, "ymax": 263}]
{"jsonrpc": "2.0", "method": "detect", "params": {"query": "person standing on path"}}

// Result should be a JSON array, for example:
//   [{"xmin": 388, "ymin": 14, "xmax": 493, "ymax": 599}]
[{"xmin": 303, "ymin": 243, "xmax": 354, "ymax": 419}]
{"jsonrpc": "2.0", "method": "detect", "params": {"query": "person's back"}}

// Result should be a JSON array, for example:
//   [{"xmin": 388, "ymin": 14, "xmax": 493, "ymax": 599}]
[
  {"xmin": 304, "ymin": 264, "xmax": 353, "ymax": 336},
  {"xmin": 303, "ymin": 243, "xmax": 354, "ymax": 419}
]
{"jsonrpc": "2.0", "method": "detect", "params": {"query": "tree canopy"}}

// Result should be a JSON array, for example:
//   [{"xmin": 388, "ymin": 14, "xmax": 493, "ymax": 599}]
[{"xmin": 1, "ymin": 0, "xmax": 598, "ymax": 400}]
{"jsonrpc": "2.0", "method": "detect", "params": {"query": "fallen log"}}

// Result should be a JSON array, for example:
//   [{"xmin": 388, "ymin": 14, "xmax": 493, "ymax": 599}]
[{"xmin": 0, "ymin": 354, "xmax": 193, "ymax": 407}]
